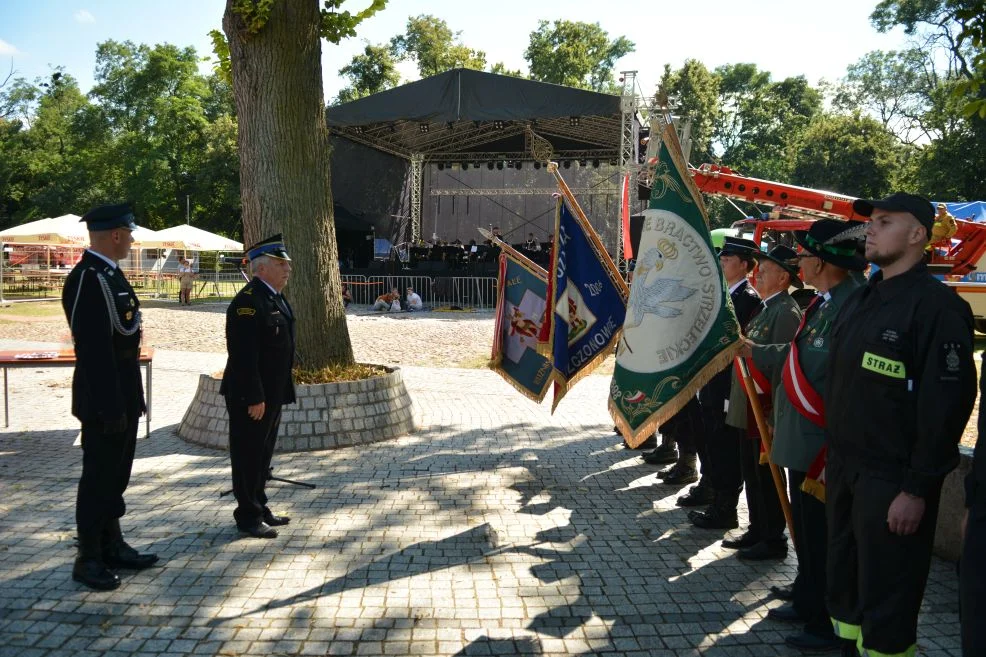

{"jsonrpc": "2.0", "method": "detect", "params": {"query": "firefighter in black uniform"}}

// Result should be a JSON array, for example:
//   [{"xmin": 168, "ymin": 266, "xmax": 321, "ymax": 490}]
[
  {"xmin": 962, "ymin": 355, "xmax": 985, "ymax": 657},
  {"xmin": 825, "ymin": 193, "xmax": 977, "ymax": 657},
  {"xmin": 221, "ymin": 234, "xmax": 296, "ymax": 539},
  {"xmin": 61, "ymin": 203, "xmax": 159, "ymax": 591},
  {"xmin": 690, "ymin": 237, "xmax": 762, "ymax": 527}
]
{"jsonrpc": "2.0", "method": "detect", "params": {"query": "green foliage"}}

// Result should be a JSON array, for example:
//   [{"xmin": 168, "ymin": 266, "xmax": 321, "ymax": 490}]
[
  {"xmin": 657, "ymin": 60, "xmax": 720, "ymax": 162},
  {"xmin": 390, "ymin": 14, "xmax": 486, "ymax": 78},
  {"xmin": 229, "ymin": 0, "xmax": 277, "ymax": 34},
  {"xmin": 524, "ymin": 20, "xmax": 633, "ymax": 91},
  {"xmin": 321, "ymin": 0, "xmax": 387, "ymax": 45},
  {"xmin": 490, "ymin": 62, "xmax": 524, "ymax": 78},
  {"xmin": 791, "ymin": 112, "xmax": 905, "ymax": 198},
  {"xmin": 334, "ymin": 42, "xmax": 401, "ymax": 104},
  {"xmin": 711, "ymin": 64, "xmax": 822, "ymax": 181}
]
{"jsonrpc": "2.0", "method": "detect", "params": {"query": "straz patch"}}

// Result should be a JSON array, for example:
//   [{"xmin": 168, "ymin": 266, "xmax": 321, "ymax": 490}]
[
  {"xmin": 236, "ymin": 307, "xmax": 256, "ymax": 316},
  {"xmin": 862, "ymin": 352, "xmax": 906, "ymax": 379}
]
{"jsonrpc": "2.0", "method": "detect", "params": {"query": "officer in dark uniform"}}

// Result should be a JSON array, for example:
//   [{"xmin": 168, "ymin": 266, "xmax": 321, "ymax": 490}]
[
  {"xmin": 690, "ymin": 237, "xmax": 762, "ymax": 527},
  {"xmin": 221, "ymin": 234, "xmax": 296, "ymax": 539},
  {"xmin": 826, "ymin": 193, "xmax": 977, "ymax": 657},
  {"xmin": 61, "ymin": 203, "xmax": 158, "ymax": 591},
  {"xmin": 962, "ymin": 354, "xmax": 985, "ymax": 657}
]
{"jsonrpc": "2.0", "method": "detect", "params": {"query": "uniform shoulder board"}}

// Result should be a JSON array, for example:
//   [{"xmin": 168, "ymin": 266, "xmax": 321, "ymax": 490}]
[
  {"xmin": 236, "ymin": 307, "xmax": 256, "ymax": 316},
  {"xmin": 243, "ymin": 287, "xmax": 253, "ymax": 295}
]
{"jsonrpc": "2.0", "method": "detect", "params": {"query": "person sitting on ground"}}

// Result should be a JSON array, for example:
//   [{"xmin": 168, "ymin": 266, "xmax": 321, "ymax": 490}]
[
  {"xmin": 406, "ymin": 286, "xmax": 423, "ymax": 311},
  {"xmin": 341, "ymin": 283, "xmax": 352, "ymax": 307},
  {"xmin": 372, "ymin": 288, "xmax": 399, "ymax": 311}
]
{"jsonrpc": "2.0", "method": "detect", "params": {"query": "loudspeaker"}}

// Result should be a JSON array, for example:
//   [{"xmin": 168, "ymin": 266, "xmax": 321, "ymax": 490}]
[
  {"xmin": 629, "ymin": 214, "xmax": 645, "ymax": 259},
  {"xmin": 637, "ymin": 183, "xmax": 651, "ymax": 201}
]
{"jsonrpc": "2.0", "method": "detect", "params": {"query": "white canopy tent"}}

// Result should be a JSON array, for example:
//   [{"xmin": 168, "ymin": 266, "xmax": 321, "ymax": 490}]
[
  {"xmin": 137, "ymin": 224, "xmax": 242, "ymax": 251},
  {"xmin": 0, "ymin": 215, "xmax": 162, "ymax": 302}
]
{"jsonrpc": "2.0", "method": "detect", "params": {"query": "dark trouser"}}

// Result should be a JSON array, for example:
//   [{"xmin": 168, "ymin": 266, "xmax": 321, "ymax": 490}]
[
  {"xmin": 739, "ymin": 436, "xmax": 786, "ymax": 545},
  {"xmin": 227, "ymin": 400, "xmax": 283, "ymax": 527},
  {"xmin": 77, "ymin": 415, "xmax": 140, "ymax": 534},
  {"xmin": 961, "ymin": 500, "xmax": 986, "ymax": 657},
  {"xmin": 788, "ymin": 469, "xmax": 833, "ymax": 638},
  {"xmin": 826, "ymin": 450, "xmax": 942, "ymax": 656},
  {"xmin": 703, "ymin": 418, "xmax": 743, "ymax": 499}
]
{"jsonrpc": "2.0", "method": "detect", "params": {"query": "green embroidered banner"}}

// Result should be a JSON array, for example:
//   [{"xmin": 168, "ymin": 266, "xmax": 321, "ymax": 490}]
[{"xmin": 609, "ymin": 121, "xmax": 742, "ymax": 447}]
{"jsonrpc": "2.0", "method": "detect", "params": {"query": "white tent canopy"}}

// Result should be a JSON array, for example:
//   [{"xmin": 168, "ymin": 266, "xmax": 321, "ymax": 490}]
[
  {"xmin": 0, "ymin": 214, "xmax": 161, "ymax": 246},
  {"xmin": 0, "ymin": 214, "xmax": 87, "ymax": 245},
  {"xmin": 138, "ymin": 225, "xmax": 242, "ymax": 251}
]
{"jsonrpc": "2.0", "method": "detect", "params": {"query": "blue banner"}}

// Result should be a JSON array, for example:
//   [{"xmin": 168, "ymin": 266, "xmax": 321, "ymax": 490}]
[
  {"xmin": 548, "ymin": 200, "xmax": 628, "ymax": 410},
  {"xmin": 489, "ymin": 251, "xmax": 554, "ymax": 402}
]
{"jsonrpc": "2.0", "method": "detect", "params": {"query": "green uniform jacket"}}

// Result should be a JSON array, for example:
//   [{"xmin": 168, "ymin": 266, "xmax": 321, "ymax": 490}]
[
  {"xmin": 752, "ymin": 277, "xmax": 860, "ymax": 471},
  {"xmin": 725, "ymin": 291, "xmax": 802, "ymax": 431}
]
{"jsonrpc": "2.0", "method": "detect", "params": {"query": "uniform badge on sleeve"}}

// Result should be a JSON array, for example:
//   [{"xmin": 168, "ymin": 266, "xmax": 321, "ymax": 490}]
[
  {"xmin": 940, "ymin": 342, "xmax": 963, "ymax": 381},
  {"xmin": 237, "ymin": 307, "xmax": 256, "ymax": 316}
]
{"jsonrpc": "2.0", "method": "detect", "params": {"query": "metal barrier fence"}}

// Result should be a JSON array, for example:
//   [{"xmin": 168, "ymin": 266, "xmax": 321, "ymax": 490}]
[
  {"xmin": 340, "ymin": 274, "xmax": 499, "ymax": 310},
  {"xmin": 2, "ymin": 267, "xmax": 499, "ymax": 310}
]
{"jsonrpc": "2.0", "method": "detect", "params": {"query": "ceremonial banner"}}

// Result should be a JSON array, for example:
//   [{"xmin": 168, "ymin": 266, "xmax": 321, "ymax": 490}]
[
  {"xmin": 609, "ymin": 120, "xmax": 742, "ymax": 446},
  {"xmin": 489, "ymin": 250, "xmax": 554, "ymax": 402},
  {"xmin": 547, "ymin": 195, "xmax": 629, "ymax": 411}
]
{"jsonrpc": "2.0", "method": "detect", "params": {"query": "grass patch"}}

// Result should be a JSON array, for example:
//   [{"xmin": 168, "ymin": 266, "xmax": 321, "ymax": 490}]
[
  {"xmin": 293, "ymin": 362, "xmax": 389, "ymax": 385},
  {"xmin": 0, "ymin": 301, "xmax": 64, "ymax": 318}
]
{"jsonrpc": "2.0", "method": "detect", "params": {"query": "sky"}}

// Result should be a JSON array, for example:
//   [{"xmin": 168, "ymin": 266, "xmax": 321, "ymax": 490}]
[{"xmin": 0, "ymin": 0, "xmax": 910, "ymax": 102}]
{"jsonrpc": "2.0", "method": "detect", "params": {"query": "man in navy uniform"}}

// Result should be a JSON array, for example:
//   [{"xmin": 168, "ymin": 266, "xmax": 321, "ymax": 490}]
[
  {"xmin": 826, "ymin": 193, "xmax": 976, "ymax": 657},
  {"xmin": 221, "ymin": 234, "xmax": 296, "ymax": 539},
  {"xmin": 61, "ymin": 202, "xmax": 158, "ymax": 591},
  {"xmin": 690, "ymin": 237, "xmax": 762, "ymax": 527}
]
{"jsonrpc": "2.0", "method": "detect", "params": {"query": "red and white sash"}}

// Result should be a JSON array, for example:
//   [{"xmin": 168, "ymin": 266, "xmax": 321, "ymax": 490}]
[{"xmin": 781, "ymin": 296, "xmax": 826, "ymax": 428}]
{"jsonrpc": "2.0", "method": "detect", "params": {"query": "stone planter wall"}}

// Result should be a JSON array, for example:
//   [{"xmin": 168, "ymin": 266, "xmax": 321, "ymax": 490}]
[{"xmin": 178, "ymin": 367, "xmax": 414, "ymax": 451}]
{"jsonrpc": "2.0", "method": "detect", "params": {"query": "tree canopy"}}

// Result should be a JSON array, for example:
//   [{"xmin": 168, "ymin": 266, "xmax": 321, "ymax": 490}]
[{"xmin": 524, "ymin": 20, "xmax": 634, "ymax": 92}]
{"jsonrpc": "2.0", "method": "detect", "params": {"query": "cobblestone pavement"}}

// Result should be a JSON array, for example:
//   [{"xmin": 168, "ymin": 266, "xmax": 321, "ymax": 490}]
[{"xmin": 0, "ymin": 336, "xmax": 965, "ymax": 657}]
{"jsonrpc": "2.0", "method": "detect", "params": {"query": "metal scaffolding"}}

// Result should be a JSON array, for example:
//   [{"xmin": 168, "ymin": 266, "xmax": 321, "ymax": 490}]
[
  {"xmin": 617, "ymin": 71, "xmax": 638, "ymax": 274},
  {"xmin": 409, "ymin": 154, "xmax": 423, "ymax": 244}
]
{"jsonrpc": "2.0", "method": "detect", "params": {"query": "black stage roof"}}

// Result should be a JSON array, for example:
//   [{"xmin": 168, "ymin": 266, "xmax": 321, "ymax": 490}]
[{"xmin": 325, "ymin": 69, "xmax": 631, "ymax": 162}]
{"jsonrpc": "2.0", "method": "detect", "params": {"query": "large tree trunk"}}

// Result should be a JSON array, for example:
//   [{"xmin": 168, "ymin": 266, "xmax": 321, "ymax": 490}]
[{"xmin": 223, "ymin": 0, "xmax": 354, "ymax": 368}]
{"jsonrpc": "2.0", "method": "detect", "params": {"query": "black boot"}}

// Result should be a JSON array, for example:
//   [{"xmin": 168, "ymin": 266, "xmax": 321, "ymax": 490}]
[
  {"xmin": 657, "ymin": 453, "xmax": 699, "ymax": 484},
  {"xmin": 73, "ymin": 530, "xmax": 120, "ymax": 591},
  {"xmin": 103, "ymin": 519, "xmax": 159, "ymax": 570},
  {"xmin": 676, "ymin": 479, "xmax": 715, "ymax": 507},
  {"xmin": 690, "ymin": 491, "xmax": 739, "ymax": 529}
]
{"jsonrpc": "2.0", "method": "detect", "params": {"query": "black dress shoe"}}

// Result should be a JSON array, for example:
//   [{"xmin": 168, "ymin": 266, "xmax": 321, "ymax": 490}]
[
  {"xmin": 721, "ymin": 532, "xmax": 759, "ymax": 549},
  {"xmin": 738, "ymin": 541, "xmax": 788, "ymax": 561},
  {"xmin": 238, "ymin": 521, "xmax": 278, "ymax": 539},
  {"xmin": 103, "ymin": 541, "xmax": 159, "ymax": 570},
  {"xmin": 691, "ymin": 506, "xmax": 739, "ymax": 529},
  {"xmin": 785, "ymin": 631, "xmax": 842, "ymax": 653},
  {"xmin": 771, "ymin": 583, "xmax": 795, "ymax": 601},
  {"xmin": 677, "ymin": 484, "xmax": 714, "ymax": 507},
  {"xmin": 642, "ymin": 446, "xmax": 678, "ymax": 465},
  {"xmin": 263, "ymin": 511, "xmax": 290, "ymax": 527},
  {"xmin": 72, "ymin": 557, "xmax": 121, "ymax": 591},
  {"xmin": 767, "ymin": 602, "xmax": 807, "ymax": 623},
  {"xmin": 658, "ymin": 464, "xmax": 699, "ymax": 485}
]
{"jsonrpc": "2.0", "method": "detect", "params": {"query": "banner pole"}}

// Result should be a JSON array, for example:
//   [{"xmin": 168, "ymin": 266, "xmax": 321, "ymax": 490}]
[{"xmin": 736, "ymin": 356, "xmax": 796, "ymax": 545}]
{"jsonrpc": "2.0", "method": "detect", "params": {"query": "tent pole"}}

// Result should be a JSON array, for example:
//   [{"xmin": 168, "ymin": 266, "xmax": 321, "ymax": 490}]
[{"xmin": 0, "ymin": 241, "xmax": 5, "ymax": 304}]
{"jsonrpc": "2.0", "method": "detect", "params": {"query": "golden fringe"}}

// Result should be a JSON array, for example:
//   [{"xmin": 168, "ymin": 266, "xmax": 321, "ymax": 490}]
[
  {"xmin": 550, "ymin": 329, "xmax": 622, "ymax": 413},
  {"xmin": 487, "ymin": 358, "xmax": 551, "ymax": 403},
  {"xmin": 610, "ymin": 340, "xmax": 742, "ymax": 447},
  {"xmin": 800, "ymin": 478, "xmax": 826, "ymax": 504}
]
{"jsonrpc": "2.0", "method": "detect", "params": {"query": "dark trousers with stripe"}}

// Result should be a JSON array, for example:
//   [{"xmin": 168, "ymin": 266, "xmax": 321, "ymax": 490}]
[
  {"xmin": 740, "ymin": 436, "xmax": 787, "ymax": 545},
  {"xmin": 961, "ymin": 501, "xmax": 986, "ymax": 657},
  {"xmin": 826, "ymin": 449, "xmax": 942, "ymax": 656},
  {"xmin": 77, "ymin": 415, "xmax": 140, "ymax": 534},
  {"xmin": 226, "ymin": 400, "xmax": 282, "ymax": 527}
]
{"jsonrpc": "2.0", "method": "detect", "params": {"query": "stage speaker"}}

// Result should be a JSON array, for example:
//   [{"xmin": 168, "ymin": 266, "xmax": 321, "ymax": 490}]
[
  {"xmin": 629, "ymin": 214, "xmax": 645, "ymax": 259},
  {"xmin": 637, "ymin": 183, "xmax": 651, "ymax": 201}
]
